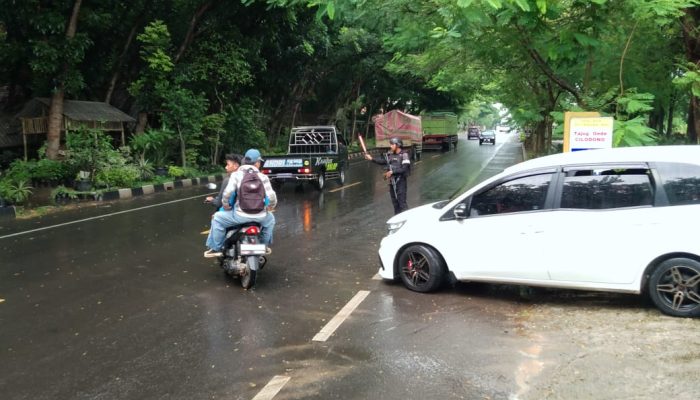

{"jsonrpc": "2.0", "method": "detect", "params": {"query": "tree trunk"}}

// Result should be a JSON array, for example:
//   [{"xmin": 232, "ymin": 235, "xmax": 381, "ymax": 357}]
[
  {"xmin": 46, "ymin": 0, "xmax": 83, "ymax": 160},
  {"xmin": 174, "ymin": 1, "xmax": 213, "ymax": 64},
  {"xmin": 134, "ymin": 112, "xmax": 148, "ymax": 134},
  {"xmin": 365, "ymin": 104, "xmax": 374, "ymax": 139},
  {"xmin": 682, "ymin": 7, "xmax": 700, "ymax": 143},
  {"xmin": 46, "ymin": 90, "xmax": 65, "ymax": 160},
  {"xmin": 667, "ymin": 91, "xmax": 675, "ymax": 137},
  {"xmin": 688, "ymin": 98, "xmax": 700, "ymax": 144},
  {"xmin": 178, "ymin": 124, "xmax": 187, "ymax": 168},
  {"xmin": 105, "ymin": 22, "xmax": 139, "ymax": 104}
]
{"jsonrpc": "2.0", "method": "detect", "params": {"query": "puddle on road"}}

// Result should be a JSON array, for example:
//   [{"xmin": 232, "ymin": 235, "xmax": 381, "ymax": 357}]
[{"xmin": 510, "ymin": 339, "xmax": 545, "ymax": 400}]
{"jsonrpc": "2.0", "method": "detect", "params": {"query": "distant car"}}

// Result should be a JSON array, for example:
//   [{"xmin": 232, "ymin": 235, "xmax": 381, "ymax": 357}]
[
  {"xmin": 467, "ymin": 127, "xmax": 480, "ymax": 140},
  {"xmin": 479, "ymin": 130, "xmax": 496, "ymax": 145},
  {"xmin": 377, "ymin": 145, "xmax": 700, "ymax": 318}
]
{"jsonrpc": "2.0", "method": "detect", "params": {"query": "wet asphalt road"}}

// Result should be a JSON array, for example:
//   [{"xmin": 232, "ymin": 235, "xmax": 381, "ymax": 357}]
[{"xmin": 1, "ymin": 133, "xmax": 532, "ymax": 400}]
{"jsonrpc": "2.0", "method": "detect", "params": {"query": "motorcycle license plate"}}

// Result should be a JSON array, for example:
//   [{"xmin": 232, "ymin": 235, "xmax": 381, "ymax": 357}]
[{"xmin": 240, "ymin": 244, "xmax": 266, "ymax": 255}]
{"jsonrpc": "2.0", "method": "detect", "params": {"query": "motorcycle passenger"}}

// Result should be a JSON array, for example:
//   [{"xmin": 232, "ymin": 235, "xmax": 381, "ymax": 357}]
[
  {"xmin": 365, "ymin": 137, "xmax": 411, "ymax": 214},
  {"xmin": 205, "ymin": 153, "xmax": 242, "ymax": 210},
  {"xmin": 204, "ymin": 149, "xmax": 277, "ymax": 258}
]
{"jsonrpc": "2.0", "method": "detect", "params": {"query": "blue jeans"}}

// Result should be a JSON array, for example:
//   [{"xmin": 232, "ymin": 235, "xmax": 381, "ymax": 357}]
[{"xmin": 206, "ymin": 210, "xmax": 275, "ymax": 251}]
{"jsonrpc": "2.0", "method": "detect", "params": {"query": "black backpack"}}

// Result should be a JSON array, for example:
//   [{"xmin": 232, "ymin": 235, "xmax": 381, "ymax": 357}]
[{"xmin": 238, "ymin": 169, "xmax": 266, "ymax": 213}]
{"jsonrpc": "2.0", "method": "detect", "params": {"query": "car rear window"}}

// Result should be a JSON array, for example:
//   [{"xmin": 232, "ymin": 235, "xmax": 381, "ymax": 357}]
[
  {"xmin": 656, "ymin": 162, "xmax": 700, "ymax": 206},
  {"xmin": 560, "ymin": 167, "xmax": 653, "ymax": 209}
]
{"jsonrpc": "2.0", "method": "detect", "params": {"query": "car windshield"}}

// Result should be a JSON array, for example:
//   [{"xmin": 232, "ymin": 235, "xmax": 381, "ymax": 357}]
[
  {"xmin": 481, "ymin": 131, "xmax": 495, "ymax": 136},
  {"xmin": 433, "ymin": 181, "xmax": 475, "ymax": 209}
]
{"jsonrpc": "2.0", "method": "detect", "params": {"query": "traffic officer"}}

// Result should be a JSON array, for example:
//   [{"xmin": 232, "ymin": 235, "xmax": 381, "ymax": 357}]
[{"xmin": 365, "ymin": 137, "xmax": 411, "ymax": 214}]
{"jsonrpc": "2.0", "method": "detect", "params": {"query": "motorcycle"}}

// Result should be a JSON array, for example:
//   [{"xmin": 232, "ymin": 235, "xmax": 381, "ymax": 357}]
[{"xmin": 205, "ymin": 183, "xmax": 268, "ymax": 289}]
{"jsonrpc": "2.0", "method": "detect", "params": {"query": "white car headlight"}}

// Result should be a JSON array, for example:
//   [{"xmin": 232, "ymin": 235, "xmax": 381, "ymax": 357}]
[{"xmin": 387, "ymin": 220, "xmax": 406, "ymax": 235}]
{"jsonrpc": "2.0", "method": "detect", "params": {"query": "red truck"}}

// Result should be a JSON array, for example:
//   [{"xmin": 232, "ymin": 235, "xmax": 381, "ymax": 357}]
[{"xmin": 373, "ymin": 110, "xmax": 423, "ymax": 160}]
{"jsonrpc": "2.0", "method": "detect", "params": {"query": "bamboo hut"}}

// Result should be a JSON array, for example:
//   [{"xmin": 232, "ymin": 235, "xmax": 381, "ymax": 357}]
[{"xmin": 15, "ymin": 98, "xmax": 136, "ymax": 160}]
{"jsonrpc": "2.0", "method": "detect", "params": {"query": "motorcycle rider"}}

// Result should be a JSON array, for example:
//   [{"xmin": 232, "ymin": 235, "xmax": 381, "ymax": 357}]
[
  {"xmin": 365, "ymin": 137, "xmax": 411, "ymax": 214},
  {"xmin": 205, "ymin": 153, "xmax": 242, "ymax": 209},
  {"xmin": 204, "ymin": 149, "xmax": 277, "ymax": 258}
]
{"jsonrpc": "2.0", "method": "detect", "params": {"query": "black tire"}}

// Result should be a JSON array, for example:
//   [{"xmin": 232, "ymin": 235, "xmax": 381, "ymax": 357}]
[
  {"xmin": 315, "ymin": 173, "xmax": 325, "ymax": 190},
  {"xmin": 452, "ymin": 140, "xmax": 457, "ymax": 152},
  {"xmin": 338, "ymin": 167, "xmax": 346, "ymax": 185},
  {"xmin": 648, "ymin": 258, "xmax": 700, "ymax": 317},
  {"xmin": 397, "ymin": 244, "xmax": 446, "ymax": 292},
  {"xmin": 479, "ymin": 140, "xmax": 483, "ymax": 145},
  {"xmin": 241, "ymin": 257, "xmax": 258, "ymax": 289}
]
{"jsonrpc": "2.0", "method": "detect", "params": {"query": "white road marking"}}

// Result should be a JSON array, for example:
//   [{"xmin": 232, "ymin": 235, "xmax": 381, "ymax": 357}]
[
  {"xmin": 414, "ymin": 161, "xmax": 422, "ymax": 165},
  {"xmin": 251, "ymin": 375, "xmax": 291, "ymax": 400},
  {"xmin": 0, "ymin": 193, "xmax": 216, "ymax": 240},
  {"xmin": 372, "ymin": 273, "xmax": 382, "ymax": 280},
  {"xmin": 431, "ymin": 154, "xmax": 440, "ymax": 159},
  {"xmin": 328, "ymin": 181, "xmax": 363, "ymax": 193},
  {"xmin": 312, "ymin": 290, "xmax": 370, "ymax": 342}
]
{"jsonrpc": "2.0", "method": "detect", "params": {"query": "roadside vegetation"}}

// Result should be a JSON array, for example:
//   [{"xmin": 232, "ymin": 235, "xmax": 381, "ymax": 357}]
[{"xmin": 2, "ymin": 0, "xmax": 700, "ymax": 208}]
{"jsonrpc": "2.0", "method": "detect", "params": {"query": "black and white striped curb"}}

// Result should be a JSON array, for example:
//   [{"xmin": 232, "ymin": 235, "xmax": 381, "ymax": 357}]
[
  {"xmin": 1, "ymin": 149, "xmax": 385, "ymax": 220},
  {"xmin": 100, "ymin": 174, "xmax": 227, "ymax": 201}
]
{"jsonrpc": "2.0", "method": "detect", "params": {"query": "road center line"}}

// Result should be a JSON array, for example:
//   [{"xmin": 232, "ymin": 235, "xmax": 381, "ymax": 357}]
[
  {"xmin": 251, "ymin": 376, "xmax": 291, "ymax": 400},
  {"xmin": 328, "ymin": 181, "xmax": 362, "ymax": 193},
  {"xmin": 312, "ymin": 290, "xmax": 370, "ymax": 342},
  {"xmin": 0, "ymin": 193, "xmax": 214, "ymax": 241}
]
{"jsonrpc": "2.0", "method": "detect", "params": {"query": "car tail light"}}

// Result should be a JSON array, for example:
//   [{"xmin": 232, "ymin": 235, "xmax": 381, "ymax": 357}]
[
  {"xmin": 244, "ymin": 226, "xmax": 260, "ymax": 235},
  {"xmin": 298, "ymin": 167, "xmax": 311, "ymax": 174},
  {"xmin": 262, "ymin": 169, "xmax": 271, "ymax": 174}
]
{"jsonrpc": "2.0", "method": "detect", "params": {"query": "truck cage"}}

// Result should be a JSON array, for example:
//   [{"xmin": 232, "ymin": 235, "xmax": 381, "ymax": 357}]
[{"xmin": 288, "ymin": 126, "xmax": 340, "ymax": 155}]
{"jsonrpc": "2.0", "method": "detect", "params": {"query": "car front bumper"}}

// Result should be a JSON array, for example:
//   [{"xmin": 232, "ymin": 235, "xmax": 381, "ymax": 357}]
[{"xmin": 377, "ymin": 235, "xmax": 401, "ymax": 280}]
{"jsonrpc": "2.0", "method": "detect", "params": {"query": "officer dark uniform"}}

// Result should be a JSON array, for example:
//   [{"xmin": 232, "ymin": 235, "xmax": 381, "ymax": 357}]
[{"xmin": 366, "ymin": 137, "xmax": 411, "ymax": 214}]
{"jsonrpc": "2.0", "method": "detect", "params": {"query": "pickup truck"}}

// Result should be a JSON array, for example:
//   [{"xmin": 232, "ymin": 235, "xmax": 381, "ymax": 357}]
[{"xmin": 261, "ymin": 126, "xmax": 348, "ymax": 190}]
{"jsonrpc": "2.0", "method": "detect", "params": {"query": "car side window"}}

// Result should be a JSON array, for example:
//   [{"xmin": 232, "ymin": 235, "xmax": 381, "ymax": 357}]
[
  {"xmin": 560, "ymin": 167, "xmax": 653, "ymax": 209},
  {"xmin": 656, "ymin": 162, "xmax": 700, "ymax": 206},
  {"xmin": 469, "ymin": 173, "xmax": 552, "ymax": 217}
]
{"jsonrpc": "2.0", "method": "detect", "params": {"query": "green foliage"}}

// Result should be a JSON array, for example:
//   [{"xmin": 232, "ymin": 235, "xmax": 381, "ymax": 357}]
[
  {"xmin": 51, "ymin": 185, "xmax": 79, "ymax": 203},
  {"xmin": 32, "ymin": 158, "xmax": 69, "ymax": 183},
  {"xmin": 65, "ymin": 128, "xmax": 114, "ymax": 179},
  {"xmin": 129, "ymin": 20, "xmax": 174, "ymax": 111},
  {"xmin": 129, "ymin": 128, "xmax": 174, "ymax": 166},
  {"xmin": 3, "ymin": 179, "xmax": 33, "ymax": 205},
  {"xmin": 168, "ymin": 165, "xmax": 185, "ymax": 178},
  {"xmin": 614, "ymin": 117, "xmax": 658, "ymax": 147},
  {"xmin": 674, "ymin": 63, "xmax": 700, "ymax": 97},
  {"xmin": 95, "ymin": 166, "xmax": 140, "ymax": 189},
  {"xmin": 135, "ymin": 158, "xmax": 155, "ymax": 181},
  {"xmin": 161, "ymin": 86, "xmax": 208, "ymax": 168},
  {"xmin": 4, "ymin": 160, "xmax": 36, "ymax": 184},
  {"xmin": 616, "ymin": 91, "xmax": 655, "ymax": 116}
]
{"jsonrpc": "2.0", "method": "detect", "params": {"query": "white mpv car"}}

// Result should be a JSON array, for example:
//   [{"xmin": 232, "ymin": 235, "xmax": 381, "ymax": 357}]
[{"xmin": 377, "ymin": 145, "xmax": 700, "ymax": 318}]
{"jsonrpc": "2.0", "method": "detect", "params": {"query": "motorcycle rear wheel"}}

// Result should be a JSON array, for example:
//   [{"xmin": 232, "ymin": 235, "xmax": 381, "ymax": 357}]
[{"xmin": 241, "ymin": 257, "xmax": 258, "ymax": 289}]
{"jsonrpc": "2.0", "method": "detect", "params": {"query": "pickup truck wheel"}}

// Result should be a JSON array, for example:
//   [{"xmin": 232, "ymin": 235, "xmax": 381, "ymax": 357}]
[{"xmin": 315, "ymin": 173, "xmax": 325, "ymax": 190}]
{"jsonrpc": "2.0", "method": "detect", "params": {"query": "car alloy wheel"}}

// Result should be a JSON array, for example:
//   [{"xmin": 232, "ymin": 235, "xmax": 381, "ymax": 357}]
[
  {"xmin": 397, "ymin": 244, "xmax": 445, "ymax": 292},
  {"xmin": 649, "ymin": 258, "xmax": 700, "ymax": 317}
]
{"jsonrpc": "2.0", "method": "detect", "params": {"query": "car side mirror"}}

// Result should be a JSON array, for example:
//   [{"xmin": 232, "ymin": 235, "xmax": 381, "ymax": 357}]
[{"xmin": 453, "ymin": 203, "xmax": 468, "ymax": 219}]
